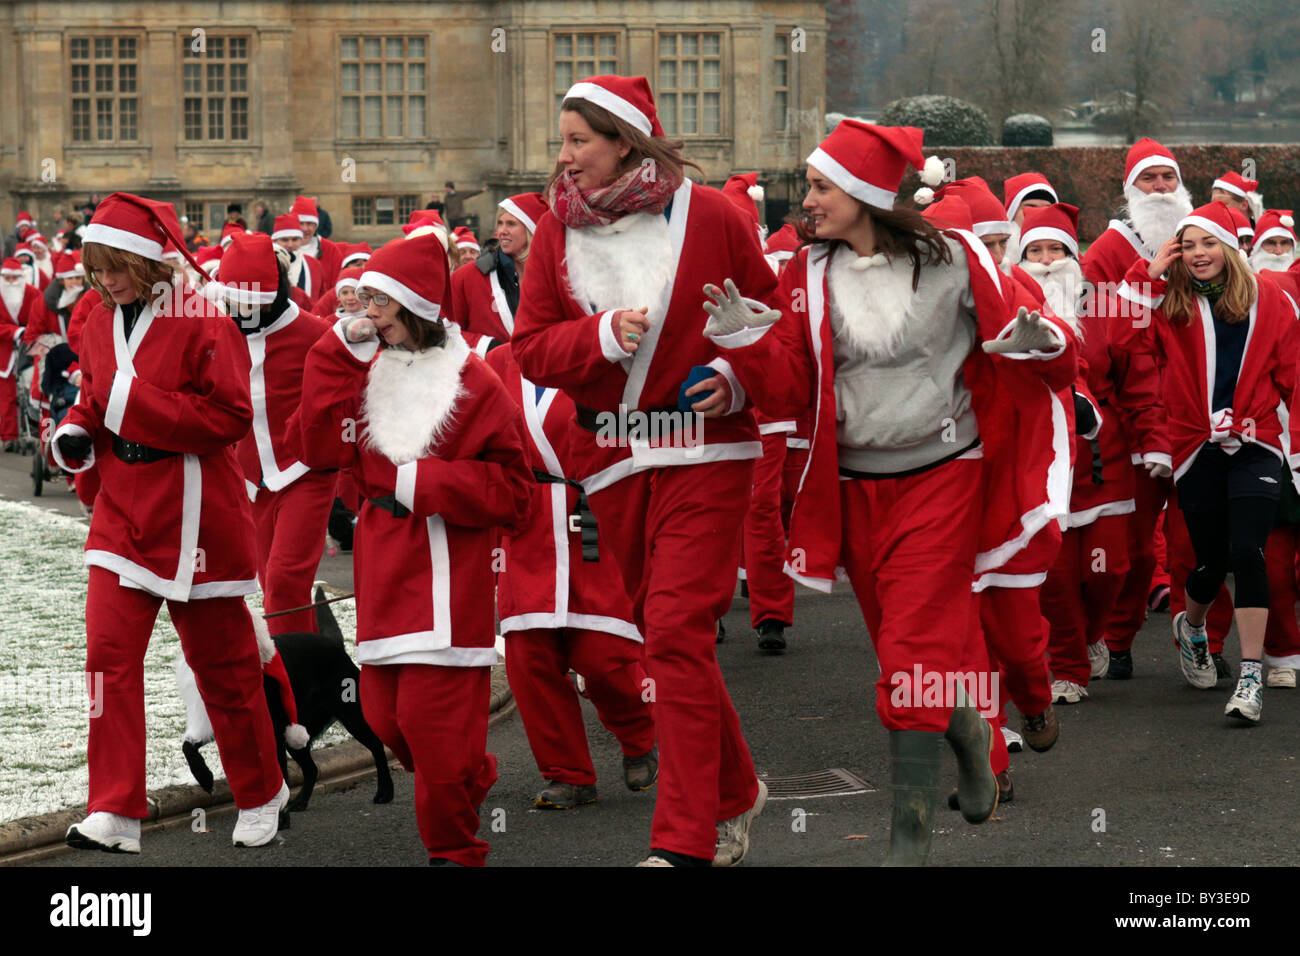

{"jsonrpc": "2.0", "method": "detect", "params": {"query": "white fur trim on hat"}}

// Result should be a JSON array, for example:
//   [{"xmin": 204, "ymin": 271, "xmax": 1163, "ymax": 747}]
[
  {"xmin": 335, "ymin": 275, "xmax": 361, "ymax": 294},
  {"xmin": 1177, "ymin": 214, "xmax": 1238, "ymax": 250},
  {"xmin": 272, "ymin": 227, "xmax": 304, "ymax": 240},
  {"xmin": 497, "ymin": 198, "xmax": 537, "ymax": 234},
  {"xmin": 1255, "ymin": 227, "xmax": 1296, "ymax": 247},
  {"xmin": 1006, "ymin": 183, "xmax": 1059, "ymax": 222},
  {"xmin": 358, "ymin": 269, "xmax": 443, "ymax": 322},
  {"xmin": 806, "ymin": 147, "xmax": 897, "ymax": 210},
  {"xmin": 285, "ymin": 724, "xmax": 310, "ymax": 749},
  {"xmin": 82, "ymin": 222, "xmax": 165, "ymax": 262},
  {"xmin": 406, "ymin": 223, "xmax": 450, "ymax": 251},
  {"xmin": 1018, "ymin": 226, "xmax": 1079, "ymax": 258},
  {"xmin": 1126, "ymin": 154, "xmax": 1181, "ymax": 190},
  {"xmin": 216, "ymin": 280, "xmax": 278, "ymax": 305},
  {"xmin": 564, "ymin": 81, "xmax": 652, "ymax": 136},
  {"xmin": 972, "ymin": 220, "xmax": 1014, "ymax": 238},
  {"xmin": 1212, "ymin": 177, "xmax": 1248, "ymax": 198}
]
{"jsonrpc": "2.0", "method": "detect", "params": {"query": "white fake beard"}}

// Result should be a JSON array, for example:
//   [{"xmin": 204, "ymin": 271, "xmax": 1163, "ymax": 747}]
[
  {"xmin": 1001, "ymin": 222, "xmax": 1022, "ymax": 275},
  {"xmin": 361, "ymin": 335, "xmax": 466, "ymax": 464},
  {"xmin": 1123, "ymin": 184, "xmax": 1193, "ymax": 251},
  {"xmin": 0, "ymin": 281, "xmax": 25, "ymax": 319},
  {"xmin": 826, "ymin": 245, "xmax": 916, "ymax": 361},
  {"xmin": 36, "ymin": 257, "xmax": 53, "ymax": 280},
  {"xmin": 57, "ymin": 286, "xmax": 83, "ymax": 311},
  {"xmin": 299, "ymin": 234, "xmax": 319, "ymax": 259},
  {"xmin": 1018, "ymin": 256, "xmax": 1085, "ymax": 338},
  {"xmin": 1250, "ymin": 249, "xmax": 1296, "ymax": 273},
  {"xmin": 565, "ymin": 212, "xmax": 674, "ymax": 320}
]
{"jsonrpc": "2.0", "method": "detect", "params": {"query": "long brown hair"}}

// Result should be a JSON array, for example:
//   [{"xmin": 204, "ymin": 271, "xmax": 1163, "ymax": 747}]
[
  {"xmin": 385, "ymin": 306, "xmax": 447, "ymax": 352},
  {"xmin": 1161, "ymin": 232, "xmax": 1255, "ymax": 326},
  {"xmin": 788, "ymin": 202, "xmax": 953, "ymax": 291},
  {"xmin": 81, "ymin": 242, "xmax": 173, "ymax": 304},
  {"xmin": 546, "ymin": 99, "xmax": 704, "ymax": 195}
]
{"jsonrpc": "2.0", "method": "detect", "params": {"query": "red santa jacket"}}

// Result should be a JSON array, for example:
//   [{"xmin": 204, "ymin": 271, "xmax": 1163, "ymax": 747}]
[
  {"xmin": 712, "ymin": 232, "xmax": 1076, "ymax": 593},
  {"xmin": 303, "ymin": 236, "xmax": 345, "ymax": 290},
  {"xmin": 452, "ymin": 260, "xmax": 513, "ymax": 341},
  {"xmin": 50, "ymin": 287, "xmax": 260, "ymax": 601},
  {"xmin": 287, "ymin": 253, "xmax": 324, "ymax": 306},
  {"xmin": 1082, "ymin": 219, "xmax": 1152, "ymax": 290},
  {"xmin": 232, "ymin": 302, "xmax": 331, "ymax": 501},
  {"xmin": 1119, "ymin": 258, "xmax": 1300, "ymax": 480},
  {"xmin": 298, "ymin": 321, "xmax": 532, "ymax": 666},
  {"xmin": 513, "ymin": 178, "xmax": 781, "ymax": 493},
  {"xmin": 486, "ymin": 344, "xmax": 640, "ymax": 642},
  {"xmin": 1, "ymin": 283, "xmax": 51, "ymax": 378}
]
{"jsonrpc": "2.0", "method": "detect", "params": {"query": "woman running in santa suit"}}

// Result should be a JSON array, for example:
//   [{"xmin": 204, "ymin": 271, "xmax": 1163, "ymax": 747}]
[
  {"xmin": 704, "ymin": 121, "xmax": 1077, "ymax": 865},
  {"xmin": 298, "ymin": 230, "xmax": 532, "ymax": 865},
  {"xmin": 215, "ymin": 232, "xmax": 335, "ymax": 635},
  {"xmin": 51, "ymin": 193, "xmax": 288, "ymax": 853},
  {"xmin": 452, "ymin": 193, "xmax": 545, "ymax": 343},
  {"xmin": 512, "ymin": 75, "xmax": 773, "ymax": 868},
  {"xmin": 1119, "ymin": 201, "xmax": 1300, "ymax": 722}
]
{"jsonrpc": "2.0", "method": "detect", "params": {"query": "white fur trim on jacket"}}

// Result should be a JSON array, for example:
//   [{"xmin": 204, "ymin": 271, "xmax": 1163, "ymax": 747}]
[{"xmin": 361, "ymin": 332, "xmax": 471, "ymax": 464}]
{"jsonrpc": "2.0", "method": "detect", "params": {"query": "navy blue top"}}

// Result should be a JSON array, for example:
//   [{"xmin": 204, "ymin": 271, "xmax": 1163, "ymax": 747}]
[{"xmin": 1211, "ymin": 309, "xmax": 1249, "ymax": 414}]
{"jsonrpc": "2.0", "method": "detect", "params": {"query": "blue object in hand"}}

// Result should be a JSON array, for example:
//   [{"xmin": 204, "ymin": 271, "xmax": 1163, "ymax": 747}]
[{"xmin": 678, "ymin": 365, "xmax": 717, "ymax": 411}]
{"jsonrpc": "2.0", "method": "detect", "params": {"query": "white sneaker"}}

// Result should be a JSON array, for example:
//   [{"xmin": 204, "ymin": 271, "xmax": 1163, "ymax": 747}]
[
  {"xmin": 713, "ymin": 779, "xmax": 767, "ymax": 867},
  {"xmin": 1225, "ymin": 675, "xmax": 1263, "ymax": 723},
  {"xmin": 1173, "ymin": 612, "xmax": 1217, "ymax": 689},
  {"xmin": 1266, "ymin": 666, "xmax": 1296, "ymax": 688},
  {"xmin": 1051, "ymin": 679, "xmax": 1088, "ymax": 704},
  {"xmin": 1001, "ymin": 726, "xmax": 1024, "ymax": 753},
  {"xmin": 232, "ymin": 781, "xmax": 290, "ymax": 847},
  {"xmin": 66, "ymin": 811, "xmax": 141, "ymax": 854},
  {"xmin": 635, "ymin": 855, "xmax": 675, "ymax": 867},
  {"xmin": 1087, "ymin": 640, "xmax": 1110, "ymax": 679}
]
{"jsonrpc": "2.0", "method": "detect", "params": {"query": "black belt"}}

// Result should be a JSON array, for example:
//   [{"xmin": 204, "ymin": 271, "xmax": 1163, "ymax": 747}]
[
  {"xmin": 369, "ymin": 495, "xmax": 410, "ymax": 518},
  {"xmin": 838, "ymin": 436, "xmax": 982, "ymax": 481},
  {"xmin": 111, "ymin": 436, "xmax": 177, "ymax": 464},
  {"xmin": 533, "ymin": 468, "xmax": 599, "ymax": 562},
  {"xmin": 574, "ymin": 404, "xmax": 700, "ymax": 439},
  {"xmin": 1089, "ymin": 437, "xmax": 1105, "ymax": 485}
]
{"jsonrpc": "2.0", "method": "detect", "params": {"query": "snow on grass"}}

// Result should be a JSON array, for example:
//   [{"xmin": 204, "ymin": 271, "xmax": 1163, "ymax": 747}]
[{"xmin": 0, "ymin": 498, "xmax": 356, "ymax": 824}]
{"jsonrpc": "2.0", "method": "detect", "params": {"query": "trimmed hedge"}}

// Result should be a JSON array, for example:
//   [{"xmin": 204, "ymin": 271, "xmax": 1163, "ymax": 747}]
[
  {"xmin": 1001, "ymin": 114, "xmax": 1053, "ymax": 147},
  {"xmin": 909, "ymin": 144, "xmax": 1300, "ymax": 242},
  {"xmin": 881, "ymin": 95, "xmax": 994, "ymax": 146}
]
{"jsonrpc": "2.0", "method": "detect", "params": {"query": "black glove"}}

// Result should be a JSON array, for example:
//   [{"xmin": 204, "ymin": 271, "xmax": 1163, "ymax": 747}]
[
  {"xmin": 57, "ymin": 432, "xmax": 93, "ymax": 461},
  {"xmin": 1072, "ymin": 387, "xmax": 1098, "ymax": 437}
]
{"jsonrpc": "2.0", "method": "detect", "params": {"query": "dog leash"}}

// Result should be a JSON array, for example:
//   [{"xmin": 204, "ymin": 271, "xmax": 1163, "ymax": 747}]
[{"xmin": 262, "ymin": 592, "xmax": 356, "ymax": 620}]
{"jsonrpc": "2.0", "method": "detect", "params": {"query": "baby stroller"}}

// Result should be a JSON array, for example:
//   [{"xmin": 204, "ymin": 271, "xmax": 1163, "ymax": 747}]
[{"xmin": 30, "ymin": 340, "xmax": 77, "ymax": 497}]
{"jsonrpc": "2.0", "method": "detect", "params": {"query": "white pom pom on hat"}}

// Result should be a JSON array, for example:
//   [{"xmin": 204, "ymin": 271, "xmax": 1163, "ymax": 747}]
[
  {"xmin": 285, "ymin": 724, "xmax": 310, "ymax": 750},
  {"xmin": 913, "ymin": 186, "xmax": 936, "ymax": 206},
  {"xmin": 1283, "ymin": 215, "xmax": 1296, "ymax": 229},
  {"xmin": 747, "ymin": 185, "xmax": 765, "ymax": 202},
  {"xmin": 921, "ymin": 155, "xmax": 946, "ymax": 188}
]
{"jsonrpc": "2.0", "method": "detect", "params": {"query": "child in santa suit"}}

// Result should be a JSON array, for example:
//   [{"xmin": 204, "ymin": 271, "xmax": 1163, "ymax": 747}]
[
  {"xmin": 486, "ymin": 342, "xmax": 658, "ymax": 809},
  {"xmin": 512, "ymin": 75, "xmax": 770, "ymax": 868},
  {"xmin": 214, "ymin": 232, "xmax": 335, "ymax": 635},
  {"xmin": 271, "ymin": 214, "xmax": 322, "ymax": 309},
  {"xmin": 702, "ymin": 121, "xmax": 1076, "ymax": 865},
  {"xmin": 1118, "ymin": 201, "xmax": 1300, "ymax": 721},
  {"xmin": 452, "ymin": 193, "xmax": 545, "ymax": 342},
  {"xmin": 298, "ymin": 230, "xmax": 532, "ymax": 866},
  {"xmin": 51, "ymin": 193, "xmax": 288, "ymax": 853},
  {"xmin": 1016, "ymin": 204, "xmax": 1168, "ymax": 701}
]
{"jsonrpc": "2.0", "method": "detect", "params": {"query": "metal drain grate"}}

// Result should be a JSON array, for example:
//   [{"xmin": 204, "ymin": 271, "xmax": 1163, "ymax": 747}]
[{"xmin": 760, "ymin": 768, "xmax": 875, "ymax": 800}]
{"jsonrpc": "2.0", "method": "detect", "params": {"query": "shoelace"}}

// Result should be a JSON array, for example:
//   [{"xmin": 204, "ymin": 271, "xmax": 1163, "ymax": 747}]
[
  {"xmin": 1023, "ymin": 713, "xmax": 1046, "ymax": 732},
  {"xmin": 1191, "ymin": 641, "xmax": 1211, "ymax": 668}
]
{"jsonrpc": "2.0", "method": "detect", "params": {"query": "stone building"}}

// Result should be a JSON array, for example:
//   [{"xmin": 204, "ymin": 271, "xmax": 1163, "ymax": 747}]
[{"xmin": 0, "ymin": 0, "xmax": 826, "ymax": 244}]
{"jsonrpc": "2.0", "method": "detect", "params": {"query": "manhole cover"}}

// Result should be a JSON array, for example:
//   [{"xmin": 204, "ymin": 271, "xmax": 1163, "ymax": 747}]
[{"xmin": 760, "ymin": 768, "xmax": 875, "ymax": 800}]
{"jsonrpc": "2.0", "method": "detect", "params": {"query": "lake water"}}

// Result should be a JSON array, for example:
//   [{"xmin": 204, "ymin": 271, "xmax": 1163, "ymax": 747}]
[{"xmin": 1055, "ymin": 120, "xmax": 1300, "ymax": 146}]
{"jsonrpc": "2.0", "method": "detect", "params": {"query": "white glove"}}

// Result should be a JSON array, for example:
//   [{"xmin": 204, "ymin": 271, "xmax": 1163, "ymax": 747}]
[
  {"xmin": 341, "ymin": 317, "xmax": 376, "ymax": 343},
  {"xmin": 982, "ymin": 306, "xmax": 1062, "ymax": 355},
  {"xmin": 1144, "ymin": 460, "xmax": 1172, "ymax": 479},
  {"xmin": 702, "ymin": 279, "xmax": 780, "ymax": 337}
]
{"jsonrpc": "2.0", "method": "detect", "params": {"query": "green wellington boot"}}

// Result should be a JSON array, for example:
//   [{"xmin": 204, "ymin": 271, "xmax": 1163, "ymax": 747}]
[
  {"xmin": 944, "ymin": 691, "xmax": 998, "ymax": 825},
  {"xmin": 883, "ymin": 730, "xmax": 943, "ymax": 867}
]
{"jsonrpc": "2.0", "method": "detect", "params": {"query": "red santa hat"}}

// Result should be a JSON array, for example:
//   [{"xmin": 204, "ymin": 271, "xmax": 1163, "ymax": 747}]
[
  {"xmin": 261, "ymin": 650, "xmax": 309, "ymax": 750},
  {"xmin": 1227, "ymin": 207, "xmax": 1254, "ymax": 245},
  {"xmin": 807, "ymin": 121, "xmax": 945, "ymax": 212},
  {"xmin": 916, "ymin": 176, "xmax": 1012, "ymax": 236},
  {"xmin": 358, "ymin": 232, "xmax": 449, "ymax": 323},
  {"xmin": 162, "ymin": 238, "xmax": 185, "ymax": 262},
  {"xmin": 1254, "ymin": 209, "xmax": 1297, "ymax": 247},
  {"xmin": 1124, "ymin": 137, "xmax": 1181, "ymax": 189},
  {"xmin": 452, "ymin": 226, "xmax": 480, "ymax": 252},
  {"xmin": 272, "ymin": 214, "xmax": 304, "ymax": 240},
  {"xmin": 921, "ymin": 194, "xmax": 975, "ymax": 233},
  {"xmin": 220, "ymin": 221, "xmax": 246, "ymax": 248},
  {"xmin": 335, "ymin": 265, "xmax": 365, "ymax": 294},
  {"xmin": 722, "ymin": 173, "xmax": 764, "ymax": 229},
  {"xmin": 81, "ymin": 191, "xmax": 205, "ymax": 275},
  {"xmin": 290, "ymin": 196, "xmax": 319, "ymax": 224},
  {"xmin": 1212, "ymin": 171, "xmax": 1259, "ymax": 200},
  {"xmin": 562, "ymin": 74, "xmax": 664, "ymax": 137},
  {"xmin": 15, "ymin": 210, "xmax": 36, "ymax": 230},
  {"xmin": 0, "ymin": 257, "xmax": 24, "ymax": 278},
  {"xmin": 1176, "ymin": 201, "xmax": 1240, "ymax": 250},
  {"xmin": 13, "ymin": 242, "xmax": 33, "ymax": 260},
  {"xmin": 498, "ymin": 193, "xmax": 548, "ymax": 234},
  {"xmin": 339, "ymin": 242, "xmax": 373, "ymax": 267},
  {"xmin": 408, "ymin": 208, "xmax": 443, "ymax": 229},
  {"xmin": 1018, "ymin": 202, "xmax": 1081, "ymax": 258},
  {"xmin": 25, "ymin": 232, "xmax": 48, "ymax": 250},
  {"xmin": 1003, "ymin": 172, "xmax": 1059, "ymax": 222},
  {"xmin": 212, "ymin": 232, "xmax": 281, "ymax": 305},
  {"xmin": 54, "ymin": 250, "xmax": 84, "ymax": 278},
  {"xmin": 764, "ymin": 223, "xmax": 801, "ymax": 260}
]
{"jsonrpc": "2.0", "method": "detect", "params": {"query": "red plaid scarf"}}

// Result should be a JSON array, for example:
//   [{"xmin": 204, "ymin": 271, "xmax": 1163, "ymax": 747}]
[{"xmin": 546, "ymin": 164, "xmax": 683, "ymax": 229}]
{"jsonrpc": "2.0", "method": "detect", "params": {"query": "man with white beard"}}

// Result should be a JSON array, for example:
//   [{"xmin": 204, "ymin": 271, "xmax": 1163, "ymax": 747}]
[
  {"xmin": 1, "ymin": 257, "xmax": 54, "ymax": 450},
  {"xmin": 1082, "ymin": 138, "xmax": 1192, "ymax": 291},
  {"xmin": 1249, "ymin": 209, "xmax": 1299, "ymax": 306}
]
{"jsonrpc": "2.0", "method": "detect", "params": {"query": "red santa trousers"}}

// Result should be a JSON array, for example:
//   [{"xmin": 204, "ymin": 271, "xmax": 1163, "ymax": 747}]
[
  {"xmin": 359, "ymin": 663, "xmax": 497, "ymax": 866},
  {"xmin": 587, "ymin": 458, "xmax": 759, "ymax": 861},
  {"xmin": 743, "ymin": 430, "xmax": 795, "ymax": 629},
  {"xmin": 1106, "ymin": 467, "xmax": 1171, "ymax": 651},
  {"xmin": 505, "ymin": 627, "xmax": 655, "ymax": 786},
  {"xmin": 0, "ymin": 375, "xmax": 17, "ymax": 441},
  {"xmin": 838, "ymin": 458, "xmax": 998, "ymax": 733},
  {"xmin": 252, "ymin": 469, "xmax": 337, "ymax": 635},
  {"xmin": 1165, "ymin": 496, "xmax": 1233, "ymax": 654},
  {"xmin": 1041, "ymin": 515, "xmax": 1130, "ymax": 686},
  {"xmin": 1265, "ymin": 525, "xmax": 1300, "ymax": 662},
  {"xmin": 84, "ymin": 566, "xmax": 283, "ymax": 818},
  {"xmin": 1151, "ymin": 510, "xmax": 1171, "ymax": 592},
  {"xmin": 978, "ymin": 584, "xmax": 1053, "ymax": 719}
]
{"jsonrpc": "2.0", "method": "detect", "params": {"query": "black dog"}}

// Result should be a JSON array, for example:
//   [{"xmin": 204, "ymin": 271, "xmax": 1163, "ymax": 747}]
[{"xmin": 179, "ymin": 588, "xmax": 394, "ymax": 812}]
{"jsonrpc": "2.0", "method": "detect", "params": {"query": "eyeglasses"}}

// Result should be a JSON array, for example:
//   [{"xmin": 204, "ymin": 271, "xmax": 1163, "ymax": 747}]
[{"xmin": 355, "ymin": 289, "xmax": 389, "ymax": 307}]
